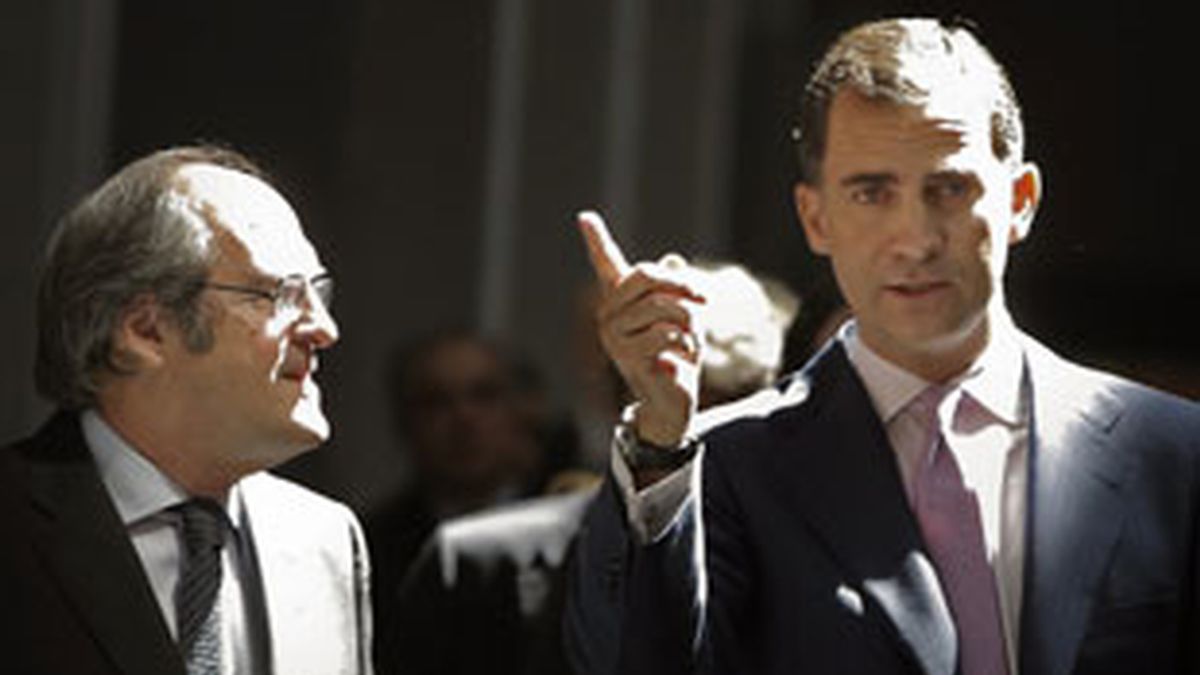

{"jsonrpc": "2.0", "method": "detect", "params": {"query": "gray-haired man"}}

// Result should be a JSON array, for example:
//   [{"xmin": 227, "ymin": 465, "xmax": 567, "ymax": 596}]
[{"xmin": 2, "ymin": 146, "xmax": 372, "ymax": 675}]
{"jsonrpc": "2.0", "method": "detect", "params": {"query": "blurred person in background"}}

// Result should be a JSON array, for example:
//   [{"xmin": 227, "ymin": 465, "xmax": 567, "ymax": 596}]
[{"xmin": 365, "ymin": 330, "xmax": 568, "ymax": 614}]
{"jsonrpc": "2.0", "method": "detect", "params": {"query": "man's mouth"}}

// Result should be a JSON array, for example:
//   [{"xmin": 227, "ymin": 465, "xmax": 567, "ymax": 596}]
[
  {"xmin": 884, "ymin": 280, "xmax": 951, "ymax": 297},
  {"xmin": 280, "ymin": 355, "xmax": 316, "ymax": 382}
]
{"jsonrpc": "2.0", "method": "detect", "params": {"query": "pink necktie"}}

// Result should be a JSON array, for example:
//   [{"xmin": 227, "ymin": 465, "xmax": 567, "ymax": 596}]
[{"xmin": 911, "ymin": 387, "xmax": 1009, "ymax": 675}]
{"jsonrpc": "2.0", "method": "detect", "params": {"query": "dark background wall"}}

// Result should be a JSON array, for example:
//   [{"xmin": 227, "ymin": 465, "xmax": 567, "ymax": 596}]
[{"xmin": 2, "ymin": 0, "xmax": 1193, "ymax": 514}]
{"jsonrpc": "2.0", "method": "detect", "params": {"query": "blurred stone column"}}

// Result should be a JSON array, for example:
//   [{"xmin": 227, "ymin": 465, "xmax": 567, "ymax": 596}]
[{"xmin": 0, "ymin": 0, "xmax": 116, "ymax": 439}]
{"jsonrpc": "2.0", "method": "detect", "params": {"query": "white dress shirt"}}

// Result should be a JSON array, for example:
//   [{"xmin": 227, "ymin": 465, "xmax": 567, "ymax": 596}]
[
  {"xmin": 614, "ymin": 317, "xmax": 1030, "ymax": 672},
  {"xmin": 82, "ymin": 410, "xmax": 266, "ymax": 674}
]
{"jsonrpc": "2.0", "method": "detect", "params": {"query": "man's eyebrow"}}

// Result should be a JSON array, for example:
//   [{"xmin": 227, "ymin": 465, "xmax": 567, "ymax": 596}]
[
  {"xmin": 924, "ymin": 169, "xmax": 982, "ymax": 188},
  {"xmin": 925, "ymin": 169, "xmax": 975, "ymax": 181},
  {"xmin": 839, "ymin": 172, "xmax": 897, "ymax": 188}
]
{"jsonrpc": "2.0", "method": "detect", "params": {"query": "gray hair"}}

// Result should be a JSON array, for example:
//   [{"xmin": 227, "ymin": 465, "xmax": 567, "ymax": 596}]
[
  {"xmin": 35, "ymin": 145, "xmax": 267, "ymax": 409},
  {"xmin": 796, "ymin": 17, "xmax": 1024, "ymax": 184}
]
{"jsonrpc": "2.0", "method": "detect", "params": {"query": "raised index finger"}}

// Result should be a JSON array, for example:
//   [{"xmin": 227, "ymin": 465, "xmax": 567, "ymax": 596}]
[{"xmin": 578, "ymin": 210, "xmax": 632, "ymax": 290}]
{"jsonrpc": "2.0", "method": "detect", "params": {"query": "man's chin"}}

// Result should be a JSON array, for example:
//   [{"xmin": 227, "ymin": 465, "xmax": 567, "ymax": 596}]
[
  {"xmin": 287, "ymin": 383, "xmax": 331, "ymax": 441},
  {"xmin": 290, "ymin": 411, "xmax": 331, "ymax": 446}
]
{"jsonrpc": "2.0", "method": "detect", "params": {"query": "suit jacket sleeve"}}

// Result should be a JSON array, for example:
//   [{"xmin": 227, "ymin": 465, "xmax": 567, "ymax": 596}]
[{"xmin": 564, "ymin": 472, "xmax": 709, "ymax": 675}]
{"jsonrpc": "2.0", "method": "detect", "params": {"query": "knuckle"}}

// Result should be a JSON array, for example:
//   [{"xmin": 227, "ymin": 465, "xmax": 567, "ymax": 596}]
[
  {"xmin": 628, "ymin": 264, "xmax": 655, "ymax": 284},
  {"xmin": 649, "ymin": 292, "xmax": 681, "ymax": 314},
  {"xmin": 653, "ymin": 321, "xmax": 680, "ymax": 340}
]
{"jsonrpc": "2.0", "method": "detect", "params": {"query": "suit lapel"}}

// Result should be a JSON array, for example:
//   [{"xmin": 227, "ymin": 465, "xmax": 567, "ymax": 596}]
[
  {"xmin": 1019, "ymin": 340, "xmax": 1129, "ymax": 675},
  {"xmin": 240, "ymin": 473, "xmax": 357, "ymax": 675},
  {"xmin": 24, "ymin": 413, "xmax": 185, "ymax": 675},
  {"xmin": 772, "ymin": 346, "xmax": 957, "ymax": 675}
]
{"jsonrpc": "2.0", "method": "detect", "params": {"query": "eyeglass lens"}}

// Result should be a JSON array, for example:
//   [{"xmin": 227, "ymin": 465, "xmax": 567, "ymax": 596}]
[{"xmin": 279, "ymin": 275, "xmax": 334, "ymax": 312}]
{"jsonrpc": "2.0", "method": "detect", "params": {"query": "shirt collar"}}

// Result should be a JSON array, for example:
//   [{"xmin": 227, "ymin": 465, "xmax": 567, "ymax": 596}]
[
  {"xmin": 955, "ymin": 313, "xmax": 1024, "ymax": 426},
  {"xmin": 841, "ymin": 322, "xmax": 928, "ymax": 424},
  {"xmin": 81, "ymin": 409, "xmax": 240, "ymax": 526},
  {"xmin": 840, "ymin": 314, "xmax": 1024, "ymax": 427}
]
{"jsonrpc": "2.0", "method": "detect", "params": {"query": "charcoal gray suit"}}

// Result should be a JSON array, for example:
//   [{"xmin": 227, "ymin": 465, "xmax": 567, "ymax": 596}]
[{"xmin": 1, "ymin": 412, "xmax": 374, "ymax": 675}]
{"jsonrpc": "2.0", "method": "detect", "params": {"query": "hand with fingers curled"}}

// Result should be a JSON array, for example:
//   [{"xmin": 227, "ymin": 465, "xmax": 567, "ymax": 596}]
[{"xmin": 577, "ymin": 210, "xmax": 707, "ymax": 451}]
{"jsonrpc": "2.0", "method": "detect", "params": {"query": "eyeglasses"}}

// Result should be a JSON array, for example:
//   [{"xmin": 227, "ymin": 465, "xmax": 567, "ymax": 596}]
[{"xmin": 204, "ymin": 273, "xmax": 334, "ymax": 316}]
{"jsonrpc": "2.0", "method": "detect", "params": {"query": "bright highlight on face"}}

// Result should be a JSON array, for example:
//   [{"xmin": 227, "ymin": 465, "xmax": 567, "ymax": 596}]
[{"xmin": 166, "ymin": 164, "xmax": 340, "ymax": 470}]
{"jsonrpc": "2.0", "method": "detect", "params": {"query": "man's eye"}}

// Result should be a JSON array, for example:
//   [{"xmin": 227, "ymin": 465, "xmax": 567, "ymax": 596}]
[
  {"xmin": 850, "ymin": 185, "xmax": 890, "ymax": 205},
  {"xmin": 926, "ymin": 178, "xmax": 973, "ymax": 205}
]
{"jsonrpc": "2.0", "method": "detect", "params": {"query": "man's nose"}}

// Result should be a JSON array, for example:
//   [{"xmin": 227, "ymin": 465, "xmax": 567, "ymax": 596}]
[
  {"xmin": 295, "ymin": 290, "xmax": 340, "ymax": 348},
  {"xmin": 889, "ymin": 198, "xmax": 944, "ymax": 262}
]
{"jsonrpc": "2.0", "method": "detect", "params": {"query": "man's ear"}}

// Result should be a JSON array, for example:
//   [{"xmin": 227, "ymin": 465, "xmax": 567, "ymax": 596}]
[
  {"xmin": 1009, "ymin": 162, "xmax": 1042, "ymax": 245},
  {"xmin": 110, "ymin": 294, "xmax": 169, "ymax": 373},
  {"xmin": 794, "ymin": 182, "xmax": 831, "ymax": 255}
]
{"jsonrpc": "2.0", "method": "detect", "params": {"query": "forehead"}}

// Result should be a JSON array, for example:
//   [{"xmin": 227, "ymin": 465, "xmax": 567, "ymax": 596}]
[
  {"xmin": 174, "ymin": 163, "xmax": 323, "ymax": 276},
  {"xmin": 823, "ymin": 88, "xmax": 998, "ymax": 178},
  {"xmin": 424, "ymin": 340, "xmax": 502, "ymax": 382}
]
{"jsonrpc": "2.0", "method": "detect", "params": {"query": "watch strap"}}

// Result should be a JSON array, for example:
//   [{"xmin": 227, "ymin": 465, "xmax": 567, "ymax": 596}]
[{"xmin": 615, "ymin": 421, "xmax": 700, "ymax": 471}]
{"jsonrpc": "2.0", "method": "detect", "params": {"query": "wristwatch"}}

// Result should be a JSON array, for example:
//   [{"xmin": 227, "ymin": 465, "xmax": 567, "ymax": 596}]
[{"xmin": 614, "ymin": 418, "xmax": 700, "ymax": 472}]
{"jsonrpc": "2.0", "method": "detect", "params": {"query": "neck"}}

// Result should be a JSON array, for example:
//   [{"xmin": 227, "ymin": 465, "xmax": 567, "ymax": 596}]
[
  {"xmin": 858, "ymin": 305, "xmax": 1007, "ymax": 384},
  {"xmin": 96, "ymin": 388, "xmax": 241, "ymax": 499}
]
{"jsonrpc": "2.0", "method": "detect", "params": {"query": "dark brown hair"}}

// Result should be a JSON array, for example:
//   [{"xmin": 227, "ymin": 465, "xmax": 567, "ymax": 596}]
[{"xmin": 795, "ymin": 17, "xmax": 1023, "ymax": 184}]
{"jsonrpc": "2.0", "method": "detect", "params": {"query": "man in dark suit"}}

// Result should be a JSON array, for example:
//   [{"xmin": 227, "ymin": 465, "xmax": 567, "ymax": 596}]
[
  {"xmin": 566, "ymin": 17, "xmax": 1200, "ymax": 675},
  {"xmin": 1, "ymin": 146, "xmax": 373, "ymax": 675}
]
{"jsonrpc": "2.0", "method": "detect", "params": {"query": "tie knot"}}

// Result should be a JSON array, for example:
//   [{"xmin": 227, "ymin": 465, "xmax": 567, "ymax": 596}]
[
  {"xmin": 912, "ymin": 384, "xmax": 954, "ymax": 424},
  {"xmin": 174, "ymin": 498, "xmax": 229, "ymax": 556}
]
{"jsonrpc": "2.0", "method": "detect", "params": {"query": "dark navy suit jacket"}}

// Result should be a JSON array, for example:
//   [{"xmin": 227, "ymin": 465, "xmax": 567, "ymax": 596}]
[{"xmin": 565, "ymin": 335, "xmax": 1200, "ymax": 675}]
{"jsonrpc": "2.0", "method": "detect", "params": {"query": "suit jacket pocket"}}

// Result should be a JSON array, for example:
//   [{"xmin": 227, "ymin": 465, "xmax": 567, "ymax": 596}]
[{"xmin": 1075, "ymin": 599, "xmax": 1178, "ymax": 675}]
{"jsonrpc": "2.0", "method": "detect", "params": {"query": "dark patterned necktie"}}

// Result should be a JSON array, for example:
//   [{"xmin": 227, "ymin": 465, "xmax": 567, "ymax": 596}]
[{"xmin": 175, "ymin": 498, "xmax": 229, "ymax": 675}]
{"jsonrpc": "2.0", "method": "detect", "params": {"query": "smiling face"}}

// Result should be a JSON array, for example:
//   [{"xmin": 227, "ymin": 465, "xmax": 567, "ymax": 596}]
[
  {"xmin": 795, "ymin": 89, "xmax": 1039, "ymax": 381},
  {"xmin": 162, "ymin": 163, "xmax": 340, "ymax": 474}
]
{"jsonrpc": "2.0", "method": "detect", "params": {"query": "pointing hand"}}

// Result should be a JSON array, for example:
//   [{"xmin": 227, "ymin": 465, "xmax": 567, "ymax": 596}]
[{"xmin": 578, "ymin": 210, "xmax": 705, "ymax": 449}]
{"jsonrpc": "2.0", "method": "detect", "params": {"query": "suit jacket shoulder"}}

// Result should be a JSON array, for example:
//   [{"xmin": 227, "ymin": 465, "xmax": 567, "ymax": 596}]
[
  {"xmin": 433, "ymin": 488, "xmax": 595, "ymax": 577},
  {"xmin": 1013, "ymin": 335, "xmax": 1200, "ymax": 675},
  {"xmin": 240, "ymin": 471, "xmax": 364, "ymax": 536},
  {"xmin": 693, "ymin": 349, "xmax": 825, "ymax": 438},
  {"xmin": 380, "ymin": 490, "xmax": 596, "ymax": 675},
  {"xmin": 691, "ymin": 340, "xmax": 853, "ymax": 483},
  {"xmin": 1, "ymin": 412, "xmax": 186, "ymax": 675},
  {"xmin": 1022, "ymin": 334, "xmax": 1200, "ymax": 437}
]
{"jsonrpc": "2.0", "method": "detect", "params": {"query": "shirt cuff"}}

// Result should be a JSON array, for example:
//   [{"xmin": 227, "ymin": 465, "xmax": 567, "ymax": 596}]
[{"xmin": 610, "ymin": 427, "xmax": 697, "ymax": 545}]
